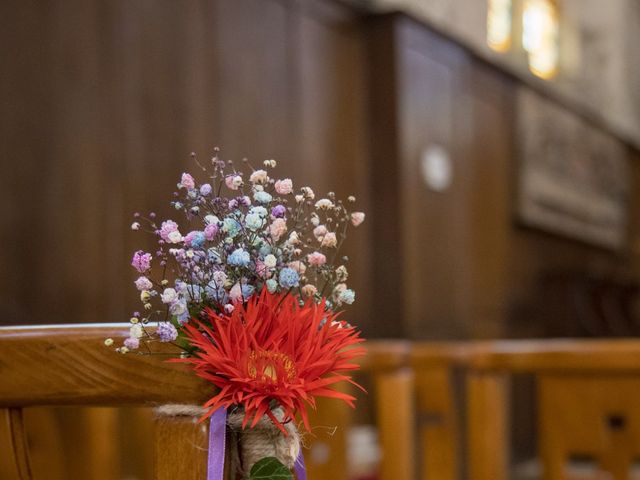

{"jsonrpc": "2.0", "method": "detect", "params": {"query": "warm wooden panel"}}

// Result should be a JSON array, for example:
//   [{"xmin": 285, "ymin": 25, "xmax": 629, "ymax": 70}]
[
  {"xmin": 154, "ymin": 412, "xmax": 211, "ymax": 480},
  {"xmin": 0, "ymin": 0, "xmax": 372, "ymax": 337},
  {"xmin": 375, "ymin": 367, "xmax": 415, "ymax": 480},
  {"xmin": 367, "ymin": 14, "xmax": 517, "ymax": 340},
  {"xmin": 415, "ymin": 366, "xmax": 458, "ymax": 480},
  {"xmin": 466, "ymin": 371, "xmax": 510, "ymax": 480},
  {"xmin": 466, "ymin": 339, "xmax": 640, "ymax": 372},
  {"xmin": 0, "ymin": 325, "xmax": 212, "ymax": 406},
  {"xmin": 0, "ymin": 408, "xmax": 32, "ymax": 480}
]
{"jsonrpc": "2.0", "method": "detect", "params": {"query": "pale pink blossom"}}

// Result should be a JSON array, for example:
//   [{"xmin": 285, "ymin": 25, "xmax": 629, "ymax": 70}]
[
  {"xmin": 307, "ymin": 251, "xmax": 327, "ymax": 266},
  {"xmin": 288, "ymin": 260, "xmax": 307, "ymax": 275},
  {"xmin": 275, "ymin": 178, "xmax": 293, "ymax": 195},
  {"xmin": 180, "ymin": 173, "xmax": 195, "ymax": 190},
  {"xmin": 255, "ymin": 260, "xmax": 271, "ymax": 278},
  {"xmin": 204, "ymin": 223, "xmax": 219, "ymax": 240},
  {"xmin": 249, "ymin": 169, "xmax": 269, "ymax": 184},
  {"xmin": 301, "ymin": 284, "xmax": 318, "ymax": 298},
  {"xmin": 269, "ymin": 218, "xmax": 287, "ymax": 241},
  {"xmin": 229, "ymin": 283, "xmax": 243, "ymax": 302},
  {"xmin": 134, "ymin": 276, "xmax": 153, "ymax": 291},
  {"xmin": 321, "ymin": 232, "xmax": 337, "ymax": 248},
  {"xmin": 313, "ymin": 225, "xmax": 328, "ymax": 240},
  {"xmin": 351, "ymin": 212, "xmax": 365, "ymax": 227},
  {"xmin": 225, "ymin": 175, "xmax": 243, "ymax": 190}
]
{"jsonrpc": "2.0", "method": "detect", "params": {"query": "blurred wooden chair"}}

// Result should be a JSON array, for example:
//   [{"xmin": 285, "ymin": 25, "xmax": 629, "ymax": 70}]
[
  {"xmin": 412, "ymin": 340, "xmax": 640, "ymax": 480},
  {"xmin": 410, "ymin": 342, "xmax": 483, "ymax": 480},
  {"xmin": 305, "ymin": 340, "xmax": 415, "ymax": 480},
  {"xmin": 0, "ymin": 324, "xmax": 218, "ymax": 480}
]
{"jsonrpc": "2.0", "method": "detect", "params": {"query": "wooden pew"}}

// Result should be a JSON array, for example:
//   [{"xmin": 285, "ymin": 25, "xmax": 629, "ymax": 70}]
[
  {"xmin": 305, "ymin": 340, "xmax": 415, "ymax": 480},
  {"xmin": 0, "ymin": 326, "xmax": 415, "ymax": 480},
  {"xmin": 413, "ymin": 340, "xmax": 640, "ymax": 480},
  {"xmin": 411, "ymin": 340, "xmax": 640, "ymax": 480},
  {"xmin": 0, "ymin": 323, "xmax": 219, "ymax": 480}
]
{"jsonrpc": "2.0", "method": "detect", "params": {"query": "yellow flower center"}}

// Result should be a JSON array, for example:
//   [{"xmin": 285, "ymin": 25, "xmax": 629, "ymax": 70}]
[{"xmin": 247, "ymin": 350, "xmax": 296, "ymax": 383}]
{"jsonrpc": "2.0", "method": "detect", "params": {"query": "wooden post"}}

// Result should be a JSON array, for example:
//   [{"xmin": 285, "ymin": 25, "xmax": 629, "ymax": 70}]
[
  {"xmin": 375, "ymin": 367, "xmax": 415, "ymax": 480},
  {"xmin": 154, "ymin": 412, "xmax": 211, "ymax": 480},
  {"xmin": 467, "ymin": 371, "xmax": 510, "ymax": 480},
  {"xmin": 0, "ymin": 407, "xmax": 33, "ymax": 480},
  {"xmin": 415, "ymin": 366, "xmax": 458, "ymax": 480}
]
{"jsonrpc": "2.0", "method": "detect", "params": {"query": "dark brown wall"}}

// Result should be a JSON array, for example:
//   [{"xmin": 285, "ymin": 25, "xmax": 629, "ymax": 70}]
[
  {"xmin": 367, "ymin": 14, "xmax": 640, "ymax": 340},
  {"xmin": 0, "ymin": 0, "xmax": 374, "ymax": 332},
  {"xmin": 2, "ymin": 2, "xmax": 639, "ymax": 341}
]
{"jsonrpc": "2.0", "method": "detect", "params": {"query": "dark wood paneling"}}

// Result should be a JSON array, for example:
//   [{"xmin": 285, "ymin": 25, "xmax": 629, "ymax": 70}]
[
  {"xmin": 0, "ymin": 0, "xmax": 372, "ymax": 332},
  {"xmin": 368, "ymin": 15, "xmax": 516, "ymax": 339},
  {"xmin": 366, "ymin": 13, "xmax": 639, "ymax": 341}
]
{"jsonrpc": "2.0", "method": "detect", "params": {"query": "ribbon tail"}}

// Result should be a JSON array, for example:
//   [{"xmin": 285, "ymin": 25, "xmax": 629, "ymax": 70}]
[
  {"xmin": 294, "ymin": 450, "xmax": 307, "ymax": 480},
  {"xmin": 208, "ymin": 408, "xmax": 227, "ymax": 480}
]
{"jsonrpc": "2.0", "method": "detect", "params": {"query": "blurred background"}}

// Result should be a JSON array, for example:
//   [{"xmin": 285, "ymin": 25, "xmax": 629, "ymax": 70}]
[{"xmin": 1, "ymin": 0, "xmax": 640, "ymax": 479}]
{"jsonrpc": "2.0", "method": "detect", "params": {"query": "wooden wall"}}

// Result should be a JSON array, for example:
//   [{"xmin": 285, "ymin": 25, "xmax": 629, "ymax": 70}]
[
  {"xmin": 1, "ymin": 2, "xmax": 639, "ymax": 342},
  {"xmin": 0, "ymin": 0, "xmax": 374, "ymax": 333},
  {"xmin": 367, "ymin": 14, "xmax": 640, "ymax": 340}
]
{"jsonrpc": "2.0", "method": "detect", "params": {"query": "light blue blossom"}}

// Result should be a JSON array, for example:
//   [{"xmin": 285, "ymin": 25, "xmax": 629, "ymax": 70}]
[
  {"xmin": 207, "ymin": 248, "xmax": 221, "ymax": 263},
  {"xmin": 205, "ymin": 281, "xmax": 228, "ymax": 303},
  {"xmin": 278, "ymin": 267, "xmax": 300, "ymax": 289},
  {"xmin": 169, "ymin": 300, "xmax": 189, "ymax": 324},
  {"xmin": 245, "ymin": 212, "xmax": 265, "ymax": 231},
  {"xmin": 186, "ymin": 231, "xmax": 206, "ymax": 248},
  {"xmin": 184, "ymin": 284, "xmax": 203, "ymax": 302},
  {"xmin": 241, "ymin": 284, "xmax": 255, "ymax": 299},
  {"xmin": 339, "ymin": 289, "xmax": 356, "ymax": 305},
  {"xmin": 253, "ymin": 191, "xmax": 273, "ymax": 204},
  {"xmin": 222, "ymin": 217, "xmax": 241, "ymax": 237},
  {"xmin": 228, "ymin": 248, "xmax": 251, "ymax": 267},
  {"xmin": 259, "ymin": 244, "xmax": 273, "ymax": 256},
  {"xmin": 266, "ymin": 279, "xmax": 278, "ymax": 293},
  {"xmin": 249, "ymin": 206, "xmax": 268, "ymax": 217}
]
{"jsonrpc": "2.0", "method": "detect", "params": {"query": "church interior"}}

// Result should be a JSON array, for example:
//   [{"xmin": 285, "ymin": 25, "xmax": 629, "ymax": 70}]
[{"xmin": 2, "ymin": 0, "xmax": 640, "ymax": 479}]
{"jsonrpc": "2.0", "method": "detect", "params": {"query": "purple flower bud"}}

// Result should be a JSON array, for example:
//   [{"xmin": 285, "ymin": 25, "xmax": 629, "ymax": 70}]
[{"xmin": 271, "ymin": 204, "xmax": 286, "ymax": 218}]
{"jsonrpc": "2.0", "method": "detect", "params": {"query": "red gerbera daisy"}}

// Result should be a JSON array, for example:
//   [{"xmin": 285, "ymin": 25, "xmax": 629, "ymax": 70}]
[{"xmin": 174, "ymin": 288, "xmax": 366, "ymax": 433}]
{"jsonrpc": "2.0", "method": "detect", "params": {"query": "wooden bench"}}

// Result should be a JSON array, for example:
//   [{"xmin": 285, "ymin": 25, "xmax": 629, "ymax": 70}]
[
  {"xmin": 303, "ymin": 340, "xmax": 415, "ymax": 480},
  {"xmin": 413, "ymin": 340, "xmax": 640, "ymax": 480},
  {"xmin": 0, "ymin": 325, "xmax": 415, "ymax": 480},
  {"xmin": 0, "ymin": 324, "xmax": 216, "ymax": 480}
]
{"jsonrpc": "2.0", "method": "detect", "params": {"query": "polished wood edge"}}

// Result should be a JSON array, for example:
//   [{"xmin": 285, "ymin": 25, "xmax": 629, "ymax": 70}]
[
  {"xmin": 0, "ymin": 324, "xmax": 213, "ymax": 407},
  {"xmin": 412, "ymin": 339, "xmax": 640, "ymax": 372}
]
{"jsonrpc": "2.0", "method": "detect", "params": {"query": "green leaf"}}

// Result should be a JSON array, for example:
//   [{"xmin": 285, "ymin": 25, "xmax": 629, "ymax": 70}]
[{"xmin": 248, "ymin": 457, "xmax": 293, "ymax": 480}]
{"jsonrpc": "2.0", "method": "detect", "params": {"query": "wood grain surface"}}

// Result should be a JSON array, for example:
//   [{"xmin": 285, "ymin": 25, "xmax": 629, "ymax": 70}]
[{"xmin": 0, "ymin": 324, "xmax": 213, "ymax": 407}]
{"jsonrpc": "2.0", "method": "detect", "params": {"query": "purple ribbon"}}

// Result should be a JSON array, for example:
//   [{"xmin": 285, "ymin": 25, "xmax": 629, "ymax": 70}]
[
  {"xmin": 294, "ymin": 450, "xmax": 307, "ymax": 480},
  {"xmin": 207, "ymin": 408, "xmax": 307, "ymax": 480},
  {"xmin": 208, "ymin": 408, "xmax": 227, "ymax": 480}
]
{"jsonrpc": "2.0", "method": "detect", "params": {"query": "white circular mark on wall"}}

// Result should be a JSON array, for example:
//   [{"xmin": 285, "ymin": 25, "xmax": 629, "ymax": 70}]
[{"xmin": 421, "ymin": 144, "xmax": 453, "ymax": 192}]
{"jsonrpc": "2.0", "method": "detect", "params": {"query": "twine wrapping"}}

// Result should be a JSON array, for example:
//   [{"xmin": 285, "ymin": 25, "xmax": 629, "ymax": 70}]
[
  {"xmin": 227, "ymin": 407, "xmax": 301, "ymax": 475},
  {"xmin": 155, "ymin": 405, "xmax": 305, "ymax": 479}
]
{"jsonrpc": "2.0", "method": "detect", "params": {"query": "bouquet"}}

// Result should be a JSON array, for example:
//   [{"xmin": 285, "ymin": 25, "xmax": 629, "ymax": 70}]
[{"xmin": 107, "ymin": 150, "xmax": 366, "ymax": 479}]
